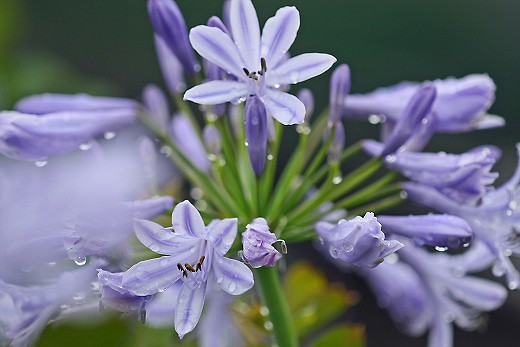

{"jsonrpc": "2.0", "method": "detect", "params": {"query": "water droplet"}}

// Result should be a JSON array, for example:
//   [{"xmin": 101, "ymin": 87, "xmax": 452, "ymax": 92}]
[
  {"xmin": 368, "ymin": 114, "xmax": 382, "ymax": 124},
  {"xmin": 34, "ymin": 160, "xmax": 48, "ymax": 167},
  {"xmin": 330, "ymin": 248, "xmax": 339, "ymax": 258},
  {"xmin": 228, "ymin": 281, "xmax": 237, "ymax": 293},
  {"xmin": 195, "ymin": 200, "xmax": 208, "ymax": 211},
  {"xmin": 506, "ymin": 209, "xmax": 513, "ymax": 216},
  {"xmin": 47, "ymin": 261, "xmax": 56, "ymax": 267},
  {"xmin": 385, "ymin": 154, "xmax": 397, "ymax": 163},
  {"xmin": 503, "ymin": 249, "xmax": 513, "ymax": 257},
  {"xmin": 385, "ymin": 253, "xmax": 398, "ymax": 264},
  {"xmin": 273, "ymin": 83, "xmax": 281, "ymax": 89},
  {"xmin": 332, "ymin": 176, "xmax": 343, "ymax": 185},
  {"xmin": 139, "ymin": 309, "xmax": 147, "ymax": 323},
  {"xmin": 509, "ymin": 281, "xmax": 519, "ymax": 290},
  {"xmin": 104, "ymin": 131, "xmax": 116, "ymax": 140},
  {"xmin": 159, "ymin": 145, "xmax": 172, "ymax": 157},
  {"xmin": 207, "ymin": 153, "xmax": 218, "ymax": 162},
  {"xmin": 342, "ymin": 242, "xmax": 354, "ymax": 252},
  {"xmin": 491, "ymin": 262, "xmax": 505, "ymax": 277},
  {"xmin": 267, "ymin": 154, "xmax": 273, "ymax": 161},
  {"xmin": 509, "ymin": 201, "xmax": 518, "ymax": 210},
  {"xmin": 136, "ymin": 271, "xmax": 149, "ymax": 280},
  {"xmin": 259, "ymin": 306, "xmax": 269, "ymax": 316},
  {"xmin": 79, "ymin": 142, "xmax": 93, "ymax": 151},
  {"xmin": 447, "ymin": 237, "xmax": 461, "ymax": 249},
  {"xmin": 462, "ymin": 242, "xmax": 470, "ymax": 248},
  {"xmin": 264, "ymin": 321, "xmax": 274, "ymax": 331},
  {"xmin": 244, "ymin": 141, "xmax": 249, "ymax": 147},
  {"xmin": 216, "ymin": 277, "xmax": 224, "ymax": 284},
  {"xmin": 190, "ymin": 187, "xmax": 203, "ymax": 200},
  {"xmin": 75, "ymin": 256, "xmax": 87, "ymax": 266},
  {"xmin": 317, "ymin": 237, "xmax": 325, "ymax": 245},
  {"xmin": 399, "ymin": 191, "xmax": 408, "ymax": 199},
  {"xmin": 434, "ymin": 246, "xmax": 448, "ymax": 252}
]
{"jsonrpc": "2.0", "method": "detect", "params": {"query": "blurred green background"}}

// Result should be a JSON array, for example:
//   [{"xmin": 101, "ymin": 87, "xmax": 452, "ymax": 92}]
[{"xmin": 1, "ymin": 0, "xmax": 520, "ymax": 346}]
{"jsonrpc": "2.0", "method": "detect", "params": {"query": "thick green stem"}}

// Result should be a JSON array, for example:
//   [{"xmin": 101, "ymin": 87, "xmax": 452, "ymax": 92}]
[{"xmin": 254, "ymin": 266, "xmax": 299, "ymax": 347}]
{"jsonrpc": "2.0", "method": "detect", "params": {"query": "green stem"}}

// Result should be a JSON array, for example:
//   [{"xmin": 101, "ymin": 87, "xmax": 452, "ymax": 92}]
[{"xmin": 254, "ymin": 266, "xmax": 299, "ymax": 347}]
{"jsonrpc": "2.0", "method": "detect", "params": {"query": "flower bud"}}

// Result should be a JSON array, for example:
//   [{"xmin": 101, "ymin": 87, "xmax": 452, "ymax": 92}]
[
  {"xmin": 329, "ymin": 64, "xmax": 351, "ymax": 124},
  {"xmin": 154, "ymin": 35, "xmax": 186, "ymax": 94},
  {"xmin": 241, "ymin": 218, "xmax": 282, "ymax": 268},
  {"xmin": 245, "ymin": 96, "xmax": 268, "ymax": 176}
]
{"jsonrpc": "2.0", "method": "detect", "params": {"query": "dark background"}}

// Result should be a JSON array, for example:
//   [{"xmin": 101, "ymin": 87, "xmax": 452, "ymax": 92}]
[{"xmin": 2, "ymin": 0, "xmax": 520, "ymax": 346}]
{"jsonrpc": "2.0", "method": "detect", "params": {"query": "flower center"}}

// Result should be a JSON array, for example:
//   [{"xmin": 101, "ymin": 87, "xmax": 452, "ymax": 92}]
[
  {"xmin": 243, "ymin": 57, "xmax": 268, "ymax": 98},
  {"xmin": 176, "ymin": 255, "xmax": 206, "ymax": 278},
  {"xmin": 243, "ymin": 57, "xmax": 268, "ymax": 81}
]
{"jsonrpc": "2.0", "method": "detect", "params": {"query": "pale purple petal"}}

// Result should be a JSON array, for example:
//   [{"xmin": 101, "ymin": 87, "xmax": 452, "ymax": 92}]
[
  {"xmin": 14, "ymin": 93, "xmax": 137, "ymax": 114},
  {"xmin": 297, "ymin": 88, "xmax": 314, "ymax": 121},
  {"xmin": 268, "ymin": 53, "xmax": 336, "ymax": 86},
  {"xmin": 146, "ymin": 282, "xmax": 182, "ymax": 327},
  {"xmin": 126, "ymin": 196, "xmax": 174, "ymax": 220},
  {"xmin": 170, "ymin": 114, "xmax": 210, "ymax": 172},
  {"xmin": 154, "ymin": 35, "xmax": 186, "ymax": 94},
  {"xmin": 261, "ymin": 6, "xmax": 300, "ymax": 68},
  {"xmin": 212, "ymin": 256, "xmax": 254, "ymax": 295},
  {"xmin": 378, "ymin": 214, "xmax": 472, "ymax": 248},
  {"xmin": 206, "ymin": 218, "xmax": 238, "ymax": 256},
  {"xmin": 171, "ymin": 201, "xmax": 206, "ymax": 238},
  {"xmin": 229, "ymin": 0, "xmax": 260, "ymax": 71},
  {"xmin": 329, "ymin": 64, "xmax": 351, "ymax": 123},
  {"xmin": 143, "ymin": 84, "xmax": 170, "ymax": 129},
  {"xmin": 175, "ymin": 282, "xmax": 207, "ymax": 339},
  {"xmin": 184, "ymin": 80, "xmax": 247, "ymax": 105},
  {"xmin": 264, "ymin": 90, "xmax": 305, "ymax": 125},
  {"xmin": 134, "ymin": 219, "xmax": 199, "ymax": 255},
  {"xmin": 446, "ymin": 276, "xmax": 506, "ymax": 311},
  {"xmin": 121, "ymin": 256, "xmax": 185, "ymax": 296},
  {"xmin": 202, "ymin": 125, "xmax": 222, "ymax": 156},
  {"xmin": 189, "ymin": 25, "xmax": 245, "ymax": 79}
]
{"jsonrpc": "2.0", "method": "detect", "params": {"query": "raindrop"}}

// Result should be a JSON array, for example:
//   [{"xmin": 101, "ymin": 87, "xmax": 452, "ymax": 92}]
[
  {"xmin": 159, "ymin": 146, "xmax": 172, "ymax": 157},
  {"xmin": 217, "ymin": 277, "xmax": 224, "ymax": 284},
  {"xmin": 75, "ymin": 256, "xmax": 87, "ymax": 266},
  {"xmin": 195, "ymin": 200, "xmax": 208, "ymax": 211},
  {"xmin": 228, "ymin": 281, "xmax": 237, "ymax": 293},
  {"xmin": 139, "ymin": 310, "xmax": 147, "ymax": 323},
  {"xmin": 342, "ymin": 242, "xmax": 354, "ymax": 252},
  {"xmin": 73, "ymin": 292, "xmax": 86, "ymax": 303},
  {"xmin": 434, "ymin": 246, "xmax": 448, "ymax": 252},
  {"xmin": 330, "ymin": 248, "xmax": 339, "ymax": 258},
  {"xmin": 384, "ymin": 154, "xmax": 397, "ymax": 163},
  {"xmin": 104, "ymin": 131, "xmax": 117, "ymax": 140},
  {"xmin": 508, "ymin": 281, "xmax": 519, "ymax": 290},
  {"xmin": 290, "ymin": 72, "xmax": 299, "ymax": 84},
  {"xmin": 207, "ymin": 153, "xmax": 218, "ymax": 162},
  {"xmin": 332, "ymin": 176, "xmax": 343, "ymax": 185},
  {"xmin": 462, "ymin": 242, "xmax": 470, "ymax": 248},
  {"xmin": 267, "ymin": 154, "xmax": 273, "ymax": 161},
  {"xmin": 273, "ymin": 84, "xmax": 281, "ymax": 89},
  {"xmin": 399, "ymin": 191, "xmax": 408, "ymax": 199},
  {"xmin": 190, "ymin": 187, "xmax": 204, "ymax": 200},
  {"xmin": 79, "ymin": 142, "xmax": 93, "ymax": 151},
  {"xmin": 296, "ymin": 124, "xmax": 311, "ymax": 135},
  {"xmin": 244, "ymin": 141, "xmax": 249, "ymax": 147},
  {"xmin": 506, "ymin": 209, "xmax": 513, "ymax": 216},
  {"xmin": 264, "ymin": 321, "xmax": 274, "ymax": 331},
  {"xmin": 368, "ymin": 114, "xmax": 382, "ymax": 124},
  {"xmin": 317, "ymin": 237, "xmax": 325, "ymax": 245},
  {"xmin": 509, "ymin": 201, "xmax": 518, "ymax": 210},
  {"xmin": 491, "ymin": 262, "xmax": 505, "ymax": 277},
  {"xmin": 259, "ymin": 306, "xmax": 269, "ymax": 316},
  {"xmin": 34, "ymin": 160, "xmax": 48, "ymax": 167},
  {"xmin": 503, "ymin": 249, "xmax": 513, "ymax": 257}
]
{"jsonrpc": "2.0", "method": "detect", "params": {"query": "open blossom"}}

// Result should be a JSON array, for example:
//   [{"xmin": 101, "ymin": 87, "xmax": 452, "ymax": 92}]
[
  {"xmin": 184, "ymin": 0, "xmax": 336, "ymax": 126},
  {"xmin": 241, "ymin": 218, "xmax": 282, "ymax": 268},
  {"xmin": 315, "ymin": 212, "xmax": 403, "ymax": 267},
  {"xmin": 98, "ymin": 201, "xmax": 254, "ymax": 338}
]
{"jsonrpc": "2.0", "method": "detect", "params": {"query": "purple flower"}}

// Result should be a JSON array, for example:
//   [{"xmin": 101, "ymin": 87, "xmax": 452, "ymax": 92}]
[
  {"xmin": 169, "ymin": 113, "xmax": 210, "ymax": 172},
  {"xmin": 365, "ymin": 141, "xmax": 500, "ymax": 204},
  {"xmin": 329, "ymin": 64, "xmax": 351, "ymax": 124},
  {"xmin": 297, "ymin": 88, "xmax": 314, "ymax": 122},
  {"xmin": 154, "ymin": 35, "xmax": 186, "ymax": 95},
  {"xmin": 315, "ymin": 212, "xmax": 403, "ymax": 267},
  {"xmin": 0, "ymin": 109, "xmax": 136, "ymax": 161},
  {"xmin": 148, "ymin": 0, "xmax": 199, "ymax": 75},
  {"xmin": 377, "ymin": 214, "xmax": 472, "ymax": 248},
  {"xmin": 143, "ymin": 84, "xmax": 170, "ymax": 130},
  {"xmin": 345, "ymin": 74, "xmax": 504, "ymax": 133},
  {"xmin": 244, "ymin": 96, "xmax": 268, "ymax": 175},
  {"xmin": 98, "ymin": 201, "xmax": 254, "ymax": 338},
  {"xmin": 403, "ymin": 145, "xmax": 520, "ymax": 289},
  {"xmin": 184, "ymin": 0, "xmax": 336, "ymax": 125},
  {"xmin": 241, "ymin": 218, "xmax": 282, "ymax": 268},
  {"xmin": 202, "ymin": 124, "xmax": 222, "ymax": 157},
  {"xmin": 14, "ymin": 93, "xmax": 138, "ymax": 114}
]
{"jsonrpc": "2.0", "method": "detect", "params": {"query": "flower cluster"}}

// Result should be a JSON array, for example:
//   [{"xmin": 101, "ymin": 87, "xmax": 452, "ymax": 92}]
[{"xmin": 0, "ymin": 0, "xmax": 517, "ymax": 346}]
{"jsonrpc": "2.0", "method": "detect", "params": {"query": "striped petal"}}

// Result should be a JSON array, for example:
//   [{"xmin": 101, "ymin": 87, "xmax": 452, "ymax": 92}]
[
  {"xmin": 175, "ymin": 282, "xmax": 208, "ymax": 339},
  {"xmin": 264, "ymin": 90, "xmax": 305, "ymax": 125},
  {"xmin": 268, "ymin": 53, "xmax": 336, "ymax": 86},
  {"xmin": 212, "ymin": 256, "xmax": 254, "ymax": 295},
  {"xmin": 184, "ymin": 80, "xmax": 247, "ymax": 105},
  {"xmin": 261, "ymin": 6, "xmax": 300, "ymax": 68},
  {"xmin": 229, "ymin": 0, "xmax": 260, "ymax": 71}
]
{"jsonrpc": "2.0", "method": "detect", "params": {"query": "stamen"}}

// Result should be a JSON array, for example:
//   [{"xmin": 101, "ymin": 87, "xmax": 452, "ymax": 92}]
[
  {"xmin": 243, "ymin": 68, "xmax": 250, "ymax": 77},
  {"xmin": 177, "ymin": 263, "xmax": 184, "ymax": 271},
  {"xmin": 185, "ymin": 263, "xmax": 196, "ymax": 272},
  {"xmin": 199, "ymin": 255, "xmax": 206, "ymax": 265},
  {"xmin": 260, "ymin": 57, "xmax": 267, "ymax": 75}
]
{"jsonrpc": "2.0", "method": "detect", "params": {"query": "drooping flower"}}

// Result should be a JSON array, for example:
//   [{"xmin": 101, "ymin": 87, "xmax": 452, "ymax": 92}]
[
  {"xmin": 98, "ymin": 201, "xmax": 254, "ymax": 338},
  {"xmin": 344, "ymin": 74, "xmax": 503, "ymax": 133},
  {"xmin": 315, "ymin": 212, "xmax": 403, "ymax": 267},
  {"xmin": 364, "ymin": 141, "xmax": 500, "ymax": 204},
  {"xmin": 184, "ymin": 0, "xmax": 336, "ymax": 126},
  {"xmin": 241, "ymin": 218, "xmax": 282, "ymax": 268}
]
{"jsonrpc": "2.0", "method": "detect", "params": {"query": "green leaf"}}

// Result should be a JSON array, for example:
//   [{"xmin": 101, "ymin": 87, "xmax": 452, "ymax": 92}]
[{"xmin": 310, "ymin": 323, "xmax": 366, "ymax": 347}]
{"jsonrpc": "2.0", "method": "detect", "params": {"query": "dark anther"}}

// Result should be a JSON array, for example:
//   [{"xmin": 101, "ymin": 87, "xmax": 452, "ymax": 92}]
[
  {"xmin": 195, "ymin": 263, "xmax": 202, "ymax": 272},
  {"xmin": 182, "ymin": 270, "xmax": 188, "ymax": 278},
  {"xmin": 260, "ymin": 57, "xmax": 267, "ymax": 75},
  {"xmin": 243, "ymin": 68, "xmax": 250, "ymax": 77},
  {"xmin": 199, "ymin": 256, "xmax": 205, "ymax": 265},
  {"xmin": 177, "ymin": 263, "xmax": 184, "ymax": 271},
  {"xmin": 185, "ymin": 263, "xmax": 196, "ymax": 272}
]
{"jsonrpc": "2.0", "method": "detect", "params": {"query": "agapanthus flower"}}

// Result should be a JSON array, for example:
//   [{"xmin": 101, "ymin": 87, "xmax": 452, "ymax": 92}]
[
  {"xmin": 170, "ymin": 113, "xmax": 211, "ymax": 172},
  {"xmin": 315, "ymin": 212, "xmax": 403, "ymax": 267},
  {"xmin": 184, "ymin": 0, "xmax": 336, "ymax": 126},
  {"xmin": 241, "ymin": 217, "xmax": 282, "ymax": 268},
  {"xmin": 244, "ymin": 95, "xmax": 268, "ymax": 175},
  {"xmin": 344, "ymin": 74, "xmax": 504, "ymax": 133},
  {"xmin": 98, "ymin": 201, "xmax": 254, "ymax": 338},
  {"xmin": 154, "ymin": 35, "xmax": 186, "ymax": 95},
  {"xmin": 365, "ymin": 141, "xmax": 500, "ymax": 204}
]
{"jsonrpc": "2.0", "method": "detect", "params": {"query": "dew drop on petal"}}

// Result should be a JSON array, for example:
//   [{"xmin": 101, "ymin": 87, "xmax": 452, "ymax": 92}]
[
  {"xmin": 434, "ymin": 246, "xmax": 448, "ymax": 252},
  {"xmin": 342, "ymin": 242, "xmax": 354, "ymax": 252},
  {"xmin": 259, "ymin": 306, "xmax": 269, "ymax": 316},
  {"xmin": 267, "ymin": 154, "xmax": 273, "ymax": 161},
  {"xmin": 332, "ymin": 176, "xmax": 343, "ymax": 185},
  {"xmin": 228, "ymin": 281, "xmax": 237, "ymax": 293},
  {"xmin": 385, "ymin": 154, "xmax": 397, "ymax": 163},
  {"xmin": 399, "ymin": 191, "xmax": 408, "ymax": 199},
  {"xmin": 159, "ymin": 146, "xmax": 172, "ymax": 157},
  {"xmin": 34, "ymin": 160, "xmax": 48, "ymax": 167},
  {"xmin": 104, "ymin": 131, "xmax": 117, "ymax": 140},
  {"xmin": 75, "ymin": 256, "xmax": 87, "ymax": 266},
  {"xmin": 79, "ymin": 142, "xmax": 93, "ymax": 151},
  {"xmin": 264, "ymin": 321, "xmax": 274, "ymax": 331},
  {"xmin": 217, "ymin": 277, "xmax": 224, "ymax": 284},
  {"xmin": 508, "ymin": 281, "xmax": 519, "ymax": 290},
  {"xmin": 491, "ymin": 262, "xmax": 505, "ymax": 277},
  {"xmin": 330, "ymin": 248, "xmax": 339, "ymax": 258}
]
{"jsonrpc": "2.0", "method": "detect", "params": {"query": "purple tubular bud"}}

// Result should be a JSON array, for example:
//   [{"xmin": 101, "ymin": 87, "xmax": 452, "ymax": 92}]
[
  {"xmin": 170, "ymin": 114, "xmax": 210, "ymax": 172},
  {"xmin": 143, "ymin": 84, "xmax": 170, "ymax": 130},
  {"xmin": 328, "ymin": 122, "xmax": 345, "ymax": 162},
  {"xmin": 245, "ymin": 96, "xmax": 268, "ymax": 176},
  {"xmin": 0, "ymin": 109, "xmax": 136, "ymax": 161},
  {"xmin": 148, "ymin": 0, "xmax": 198, "ymax": 75},
  {"xmin": 138, "ymin": 136, "xmax": 158, "ymax": 184},
  {"xmin": 202, "ymin": 125, "xmax": 222, "ymax": 156},
  {"xmin": 315, "ymin": 212, "xmax": 403, "ymax": 267},
  {"xmin": 154, "ymin": 35, "xmax": 186, "ymax": 94},
  {"xmin": 241, "ymin": 218, "xmax": 282, "ymax": 268},
  {"xmin": 15, "ymin": 93, "xmax": 138, "ymax": 114},
  {"xmin": 378, "ymin": 214, "xmax": 472, "ymax": 248},
  {"xmin": 297, "ymin": 88, "xmax": 314, "ymax": 122},
  {"xmin": 329, "ymin": 64, "xmax": 351, "ymax": 123},
  {"xmin": 381, "ymin": 83, "xmax": 436, "ymax": 157}
]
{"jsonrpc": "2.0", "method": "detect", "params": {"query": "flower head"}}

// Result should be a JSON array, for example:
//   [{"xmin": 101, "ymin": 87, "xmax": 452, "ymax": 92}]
[
  {"xmin": 184, "ymin": 0, "xmax": 336, "ymax": 126},
  {"xmin": 98, "ymin": 201, "xmax": 254, "ymax": 338},
  {"xmin": 315, "ymin": 212, "xmax": 403, "ymax": 267}
]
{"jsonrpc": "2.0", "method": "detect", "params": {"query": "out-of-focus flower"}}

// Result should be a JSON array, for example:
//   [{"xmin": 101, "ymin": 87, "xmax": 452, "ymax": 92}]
[
  {"xmin": 154, "ymin": 35, "xmax": 186, "ymax": 95},
  {"xmin": 244, "ymin": 96, "xmax": 268, "ymax": 175},
  {"xmin": 329, "ymin": 64, "xmax": 351, "ymax": 124},
  {"xmin": 315, "ymin": 212, "xmax": 403, "ymax": 267},
  {"xmin": 184, "ymin": 0, "xmax": 336, "ymax": 125},
  {"xmin": 169, "ymin": 113, "xmax": 210, "ymax": 172},
  {"xmin": 143, "ymin": 84, "xmax": 170, "ymax": 130},
  {"xmin": 345, "ymin": 74, "xmax": 503, "ymax": 133},
  {"xmin": 241, "ymin": 218, "xmax": 282, "ymax": 268},
  {"xmin": 99, "ymin": 201, "xmax": 254, "ymax": 338}
]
